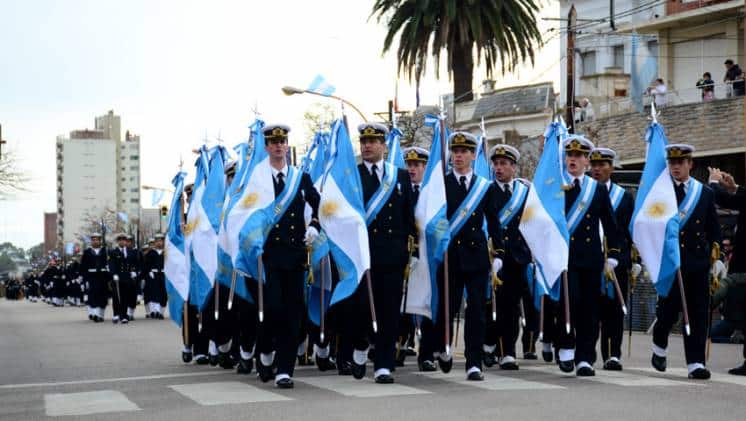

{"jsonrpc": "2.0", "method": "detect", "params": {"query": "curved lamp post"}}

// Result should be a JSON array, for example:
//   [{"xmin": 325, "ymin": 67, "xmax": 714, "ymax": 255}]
[{"xmin": 281, "ymin": 86, "xmax": 368, "ymax": 122}]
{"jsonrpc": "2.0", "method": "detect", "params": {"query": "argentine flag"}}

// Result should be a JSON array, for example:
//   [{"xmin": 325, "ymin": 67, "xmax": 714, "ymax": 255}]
[
  {"xmin": 630, "ymin": 122, "xmax": 680, "ymax": 297},
  {"xmin": 319, "ymin": 119, "xmax": 370, "ymax": 306},
  {"xmin": 405, "ymin": 115, "xmax": 450, "ymax": 320},
  {"xmin": 185, "ymin": 149, "xmax": 209, "ymax": 306},
  {"xmin": 386, "ymin": 127, "xmax": 406, "ymax": 170},
  {"xmin": 164, "ymin": 171, "xmax": 188, "ymax": 326},
  {"xmin": 474, "ymin": 135, "xmax": 494, "ymax": 180},
  {"xmin": 519, "ymin": 121, "xmax": 570, "ymax": 305},
  {"xmin": 307, "ymin": 74, "xmax": 336, "ymax": 96},
  {"xmin": 190, "ymin": 146, "xmax": 227, "ymax": 309}
]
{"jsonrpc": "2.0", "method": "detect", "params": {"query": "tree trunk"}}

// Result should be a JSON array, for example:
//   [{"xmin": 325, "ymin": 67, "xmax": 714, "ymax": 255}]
[{"xmin": 452, "ymin": 43, "xmax": 474, "ymax": 103}]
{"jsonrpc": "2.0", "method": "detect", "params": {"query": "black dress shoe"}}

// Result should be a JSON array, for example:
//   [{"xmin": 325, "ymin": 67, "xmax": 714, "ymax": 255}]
[
  {"xmin": 688, "ymin": 368, "xmax": 711, "ymax": 380},
  {"xmin": 315, "ymin": 355, "xmax": 333, "ymax": 372},
  {"xmin": 120, "ymin": 317, "xmax": 129, "ymax": 324},
  {"xmin": 256, "ymin": 359, "xmax": 274, "ymax": 383},
  {"xmin": 467, "ymin": 370, "xmax": 484, "ymax": 381},
  {"xmin": 208, "ymin": 354, "xmax": 219, "ymax": 366},
  {"xmin": 112, "ymin": 318, "xmax": 119, "ymax": 324},
  {"xmin": 542, "ymin": 351, "xmax": 553, "ymax": 362},
  {"xmin": 651, "ymin": 354, "xmax": 666, "ymax": 372},
  {"xmin": 276, "ymin": 377, "xmax": 294, "ymax": 389},
  {"xmin": 297, "ymin": 355, "xmax": 309, "ymax": 366},
  {"xmin": 375, "ymin": 374, "xmax": 394, "ymax": 384},
  {"xmin": 218, "ymin": 352, "xmax": 236, "ymax": 369},
  {"xmin": 524, "ymin": 352, "xmax": 538, "ymax": 360},
  {"xmin": 438, "ymin": 356, "xmax": 453, "ymax": 373},
  {"xmin": 195, "ymin": 355, "xmax": 210, "ymax": 365},
  {"xmin": 94, "ymin": 316, "xmax": 103, "ymax": 323},
  {"xmin": 236, "ymin": 357, "xmax": 253, "ymax": 374},
  {"xmin": 182, "ymin": 351, "xmax": 193, "ymax": 363},
  {"xmin": 483, "ymin": 352, "xmax": 497, "ymax": 368},
  {"xmin": 146, "ymin": 312, "xmax": 151, "ymax": 318},
  {"xmin": 395, "ymin": 349, "xmax": 406, "ymax": 367},
  {"xmin": 405, "ymin": 347, "xmax": 417, "ymax": 356},
  {"xmin": 88, "ymin": 314, "xmax": 94, "ymax": 321},
  {"xmin": 337, "ymin": 360, "xmax": 352, "ymax": 376},
  {"xmin": 603, "ymin": 359, "xmax": 623, "ymax": 371},
  {"xmin": 728, "ymin": 361, "xmax": 746, "ymax": 376},
  {"xmin": 351, "ymin": 361, "xmax": 366, "ymax": 380},
  {"xmin": 576, "ymin": 366, "xmax": 595, "ymax": 376},
  {"xmin": 558, "ymin": 360, "xmax": 575, "ymax": 373},
  {"xmin": 499, "ymin": 360, "xmax": 519, "ymax": 370},
  {"xmin": 418, "ymin": 360, "xmax": 437, "ymax": 372},
  {"xmin": 367, "ymin": 348, "xmax": 376, "ymax": 362}
]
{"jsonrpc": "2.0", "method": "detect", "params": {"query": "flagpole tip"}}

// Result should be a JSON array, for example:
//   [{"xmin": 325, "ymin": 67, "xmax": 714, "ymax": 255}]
[
  {"xmin": 372, "ymin": 321, "xmax": 378, "ymax": 333},
  {"xmin": 565, "ymin": 323, "xmax": 571, "ymax": 334},
  {"xmin": 685, "ymin": 324, "xmax": 691, "ymax": 336},
  {"xmin": 622, "ymin": 305, "xmax": 628, "ymax": 315},
  {"xmin": 320, "ymin": 333, "xmax": 325, "ymax": 343},
  {"xmin": 259, "ymin": 311, "xmax": 264, "ymax": 323}
]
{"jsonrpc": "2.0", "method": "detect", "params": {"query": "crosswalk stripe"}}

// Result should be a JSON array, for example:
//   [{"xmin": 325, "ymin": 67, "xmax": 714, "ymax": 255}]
[
  {"xmin": 297, "ymin": 375, "xmax": 431, "ymax": 398},
  {"xmin": 44, "ymin": 390, "xmax": 140, "ymax": 416},
  {"xmin": 414, "ymin": 370, "xmax": 565, "ymax": 391},
  {"xmin": 523, "ymin": 365, "xmax": 700, "ymax": 386},
  {"xmin": 632, "ymin": 367, "xmax": 746, "ymax": 386},
  {"xmin": 169, "ymin": 381, "xmax": 292, "ymax": 405}
]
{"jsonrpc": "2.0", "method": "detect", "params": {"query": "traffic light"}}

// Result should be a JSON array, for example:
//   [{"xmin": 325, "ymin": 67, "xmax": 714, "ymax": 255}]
[{"xmin": 160, "ymin": 206, "xmax": 168, "ymax": 217}]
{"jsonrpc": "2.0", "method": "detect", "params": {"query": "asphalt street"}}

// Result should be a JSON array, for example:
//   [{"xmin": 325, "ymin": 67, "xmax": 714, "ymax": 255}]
[{"xmin": 1, "ymin": 299, "xmax": 744, "ymax": 421}]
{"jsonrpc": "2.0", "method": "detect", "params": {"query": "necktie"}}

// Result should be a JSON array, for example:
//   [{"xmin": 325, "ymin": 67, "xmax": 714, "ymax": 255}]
[
  {"xmin": 370, "ymin": 164, "xmax": 380, "ymax": 188},
  {"xmin": 675, "ymin": 182, "xmax": 686, "ymax": 205},
  {"xmin": 276, "ymin": 172, "xmax": 285, "ymax": 191},
  {"xmin": 573, "ymin": 178, "xmax": 581, "ymax": 191},
  {"xmin": 122, "ymin": 248, "xmax": 127, "ymax": 259},
  {"xmin": 459, "ymin": 175, "xmax": 467, "ymax": 192},
  {"xmin": 503, "ymin": 183, "xmax": 511, "ymax": 195},
  {"xmin": 413, "ymin": 184, "xmax": 420, "ymax": 194}
]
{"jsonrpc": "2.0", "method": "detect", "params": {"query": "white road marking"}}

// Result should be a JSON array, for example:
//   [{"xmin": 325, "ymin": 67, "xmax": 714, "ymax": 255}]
[
  {"xmin": 297, "ymin": 375, "xmax": 431, "ymax": 398},
  {"xmin": 632, "ymin": 367, "xmax": 746, "ymax": 386},
  {"xmin": 414, "ymin": 370, "xmax": 565, "ymax": 390},
  {"xmin": 523, "ymin": 365, "xmax": 700, "ymax": 386},
  {"xmin": 44, "ymin": 390, "xmax": 140, "ymax": 417},
  {"xmin": 169, "ymin": 381, "xmax": 292, "ymax": 405},
  {"xmin": 1, "ymin": 371, "xmax": 229, "ymax": 390}
]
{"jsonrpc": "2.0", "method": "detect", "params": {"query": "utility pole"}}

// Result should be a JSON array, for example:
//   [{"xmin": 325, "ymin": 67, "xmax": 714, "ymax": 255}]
[{"xmin": 566, "ymin": 5, "xmax": 577, "ymax": 134}]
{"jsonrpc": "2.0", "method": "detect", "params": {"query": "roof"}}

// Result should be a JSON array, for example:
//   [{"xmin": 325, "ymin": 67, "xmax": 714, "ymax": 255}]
[{"xmin": 470, "ymin": 82, "xmax": 554, "ymax": 121}]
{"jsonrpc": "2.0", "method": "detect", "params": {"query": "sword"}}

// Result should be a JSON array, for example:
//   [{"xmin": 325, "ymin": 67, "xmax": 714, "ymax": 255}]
[
  {"xmin": 227, "ymin": 269, "xmax": 236, "ymax": 311},
  {"xmin": 519, "ymin": 298, "xmax": 527, "ymax": 328},
  {"xmin": 605, "ymin": 267, "xmax": 628, "ymax": 315},
  {"xmin": 562, "ymin": 270, "xmax": 571, "ymax": 334},
  {"xmin": 487, "ymin": 238, "xmax": 502, "ymax": 322},
  {"xmin": 320, "ymin": 255, "xmax": 331, "ymax": 344},
  {"xmin": 539, "ymin": 295, "xmax": 545, "ymax": 342},
  {"xmin": 214, "ymin": 280, "xmax": 219, "ymax": 321},
  {"xmin": 365, "ymin": 269, "xmax": 378, "ymax": 333},
  {"xmin": 258, "ymin": 255, "xmax": 265, "ymax": 323}
]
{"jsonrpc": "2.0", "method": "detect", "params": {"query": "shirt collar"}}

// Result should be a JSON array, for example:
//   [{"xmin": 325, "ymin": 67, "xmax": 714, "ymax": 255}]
[
  {"xmin": 605, "ymin": 180, "xmax": 611, "ymax": 190},
  {"xmin": 271, "ymin": 165, "xmax": 288, "ymax": 179},
  {"xmin": 497, "ymin": 178, "xmax": 514, "ymax": 189},
  {"xmin": 363, "ymin": 159, "xmax": 384, "ymax": 172}
]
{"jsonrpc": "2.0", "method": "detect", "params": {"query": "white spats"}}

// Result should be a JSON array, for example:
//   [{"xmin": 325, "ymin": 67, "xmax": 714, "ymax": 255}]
[
  {"xmin": 652, "ymin": 343, "xmax": 667, "ymax": 357},
  {"xmin": 169, "ymin": 381, "xmax": 291, "ymax": 405},
  {"xmin": 352, "ymin": 349, "xmax": 368, "ymax": 365},
  {"xmin": 558, "ymin": 348, "xmax": 575, "ymax": 362},
  {"xmin": 44, "ymin": 390, "xmax": 139, "ymax": 417}
]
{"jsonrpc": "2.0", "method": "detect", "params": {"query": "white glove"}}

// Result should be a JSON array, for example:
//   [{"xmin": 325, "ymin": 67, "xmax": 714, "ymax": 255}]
[
  {"xmin": 149, "ymin": 272, "xmax": 155, "ymax": 279},
  {"xmin": 631, "ymin": 263, "xmax": 642, "ymax": 278},
  {"xmin": 137, "ymin": 294, "xmax": 143, "ymax": 304},
  {"xmin": 408, "ymin": 256, "xmax": 419, "ymax": 273},
  {"xmin": 492, "ymin": 258, "xmax": 503, "ymax": 274},
  {"xmin": 80, "ymin": 284, "xmax": 85, "ymax": 292},
  {"xmin": 83, "ymin": 294, "xmax": 88, "ymax": 301},
  {"xmin": 304, "ymin": 226, "xmax": 320, "ymax": 246},
  {"xmin": 113, "ymin": 275, "xmax": 119, "ymax": 281},
  {"xmin": 130, "ymin": 272, "xmax": 137, "ymax": 279},
  {"xmin": 711, "ymin": 260, "xmax": 727, "ymax": 280},
  {"xmin": 606, "ymin": 258, "xmax": 618, "ymax": 270}
]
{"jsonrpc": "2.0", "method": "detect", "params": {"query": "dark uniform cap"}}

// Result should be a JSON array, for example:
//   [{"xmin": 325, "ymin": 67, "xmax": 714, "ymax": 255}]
[
  {"xmin": 563, "ymin": 135, "xmax": 595, "ymax": 154},
  {"xmin": 448, "ymin": 131, "xmax": 478, "ymax": 150},
  {"xmin": 90, "ymin": 232, "xmax": 102, "ymax": 239},
  {"xmin": 116, "ymin": 233, "xmax": 128, "ymax": 241},
  {"xmin": 263, "ymin": 124, "xmax": 291, "ymax": 141},
  {"xmin": 402, "ymin": 146, "xmax": 429, "ymax": 163},
  {"xmin": 589, "ymin": 147, "xmax": 616, "ymax": 163},
  {"xmin": 489, "ymin": 144, "xmax": 520, "ymax": 163},
  {"xmin": 357, "ymin": 123, "xmax": 389, "ymax": 140},
  {"xmin": 665, "ymin": 144, "xmax": 695, "ymax": 159}
]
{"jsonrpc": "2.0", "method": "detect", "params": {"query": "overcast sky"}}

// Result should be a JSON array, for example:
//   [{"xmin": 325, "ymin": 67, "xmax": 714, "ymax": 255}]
[{"xmin": 0, "ymin": 0, "xmax": 559, "ymax": 249}]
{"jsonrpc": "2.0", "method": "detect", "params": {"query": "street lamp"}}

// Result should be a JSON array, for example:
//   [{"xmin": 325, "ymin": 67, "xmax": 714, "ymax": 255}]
[{"xmin": 281, "ymin": 86, "xmax": 368, "ymax": 122}]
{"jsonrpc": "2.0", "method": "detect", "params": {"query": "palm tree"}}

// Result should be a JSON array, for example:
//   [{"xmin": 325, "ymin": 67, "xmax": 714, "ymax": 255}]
[{"xmin": 371, "ymin": 0, "xmax": 543, "ymax": 103}]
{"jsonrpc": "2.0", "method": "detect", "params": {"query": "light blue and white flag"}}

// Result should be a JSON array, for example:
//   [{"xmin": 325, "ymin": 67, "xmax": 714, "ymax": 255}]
[
  {"xmin": 474, "ymin": 136, "xmax": 493, "ymax": 180},
  {"xmin": 405, "ymin": 114, "xmax": 450, "ymax": 320},
  {"xmin": 629, "ymin": 122, "xmax": 680, "ymax": 297},
  {"xmin": 307, "ymin": 74, "xmax": 336, "ymax": 96},
  {"xmin": 519, "ymin": 121, "xmax": 570, "ymax": 306},
  {"xmin": 319, "ymin": 119, "xmax": 370, "ymax": 307},
  {"xmin": 117, "ymin": 212, "xmax": 129, "ymax": 224},
  {"xmin": 190, "ymin": 146, "xmax": 227, "ymax": 309},
  {"xmin": 64, "ymin": 242, "xmax": 75, "ymax": 256},
  {"xmin": 386, "ymin": 127, "xmax": 406, "ymax": 170},
  {"xmin": 165, "ymin": 171, "xmax": 188, "ymax": 327}
]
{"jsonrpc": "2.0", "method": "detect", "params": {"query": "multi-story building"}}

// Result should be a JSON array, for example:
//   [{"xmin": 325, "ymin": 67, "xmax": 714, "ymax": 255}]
[
  {"xmin": 43, "ymin": 212, "xmax": 57, "ymax": 255},
  {"xmin": 55, "ymin": 111, "xmax": 141, "ymax": 245}
]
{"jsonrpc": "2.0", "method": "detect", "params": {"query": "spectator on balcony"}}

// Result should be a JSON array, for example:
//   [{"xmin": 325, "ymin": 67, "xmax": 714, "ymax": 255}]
[
  {"xmin": 645, "ymin": 78, "xmax": 667, "ymax": 108},
  {"xmin": 696, "ymin": 72, "xmax": 715, "ymax": 102},
  {"xmin": 724, "ymin": 59, "xmax": 745, "ymax": 97},
  {"xmin": 579, "ymin": 98, "xmax": 595, "ymax": 122}
]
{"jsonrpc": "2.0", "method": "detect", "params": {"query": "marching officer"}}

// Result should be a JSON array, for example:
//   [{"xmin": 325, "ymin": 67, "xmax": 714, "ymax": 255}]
[
  {"xmin": 397, "ymin": 146, "xmax": 429, "ymax": 367},
  {"xmin": 126, "ymin": 234, "xmax": 142, "ymax": 320},
  {"xmin": 346, "ymin": 122, "xmax": 417, "ymax": 384},
  {"xmin": 589, "ymin": 147, "xmax": 637, "ymax": 371},
  {"xmin": 81, "ymin": 233, "xmax": 110, "ymax": 322},
  {"xmin": 483, "ymin": 144, "xmax": 531, "ymax": 371},
  {"xmin": 559, "ymin": 135, "xmax": 620, "ymax": 376},
  {"xmin": 143, "ymin": 234, "xmax": 167, "ymax": 319},
  {"xmin": 253, "ymin": 124, "xmax": 321, "ymax": 389},
  {"xmin": 43, "ymin": 256, "xmax": 65, "ymax": 307},
  {"xmin": 109, "ymin": 233, "xmax": 139, "ymax": 324},
  {"xmin": 651, "ymin": 144, "xmax": 720, "ymax": 380},
  {"xmin": 420, "ymin": 131, "xmax": 504, "ymax": 381}
]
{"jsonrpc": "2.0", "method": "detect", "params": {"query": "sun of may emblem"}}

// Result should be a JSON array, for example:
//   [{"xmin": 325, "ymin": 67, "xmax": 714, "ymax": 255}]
[
  {"xmin": 521, "ymin": 206, "xmax": 535, "ymax": 223},
  {"xmin": 321, "ymin": 200, "xmax": 339, "ymax": 217},
  {"xmin": 241, "ymin": 192, "xmax": 259, "ymax": 208},
  {"xmin": 183, "ymin": 217, "xmax": 198, "ymax": 235},
  {"xmin": 646, "ymin": 201, "xmax": 667, "ymax": 218}
]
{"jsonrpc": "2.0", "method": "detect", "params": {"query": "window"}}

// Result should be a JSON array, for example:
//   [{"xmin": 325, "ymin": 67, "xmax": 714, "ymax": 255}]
[
  {"xmin": 130, "ymin": 155, "xmax": 139, "ymax": 160},
  {"xmin": 130, "ymin": 166, "xmax": 138, "ymax": 170},
  {"xmin": 647, "ymin": 40, "xmax": 659, "ymax": 57},
  {"xmin": 122, "ymin": 189, "xmax": 126, "ymax": 193},
  {"xmin": 130, "ymin": 198, "xmax": 139, "ymax": 203},
  {"xmin": 581, "ymin": 51, "xmax": 596, "ymax": 76},
  {"xmin": 613, "ymin": 45, "xmax": 624, "ymax": 68},
  {"xmin": 131, "ymin": 188, "xmax": 138, "ymax": 192}
]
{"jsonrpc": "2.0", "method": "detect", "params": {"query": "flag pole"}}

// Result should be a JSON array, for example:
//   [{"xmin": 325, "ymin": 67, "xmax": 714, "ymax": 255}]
[
  {"xmin": 562, "ymin": 270, "xmax": 571, "ymax": 334},
  {"xmin": 676, "ymin": 269, "xmax": 691, "ymax": 336},
  {"xmin": 439, "ymin": 106, "xmax": 451, "ymax": 356},
  {"xmin": 320, "ymin": 255, "xmax": 327, "ymax": 344},
  {"xmin": 227, "ymin": 269, "xmax": 236, "ymax": 311},
  {"xmin": 258, "ymin": 255, "xmax": 265, "ymax": 323},
  {"xmin": 538, "ymin": 295, "xmax": 545, "ymax": 341}
]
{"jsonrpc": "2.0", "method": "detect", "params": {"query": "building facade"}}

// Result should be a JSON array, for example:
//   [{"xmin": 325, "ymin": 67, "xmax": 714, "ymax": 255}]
[{"xmin": 56, "ymin": 111, "xmax": 141, "ymax": 245}]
